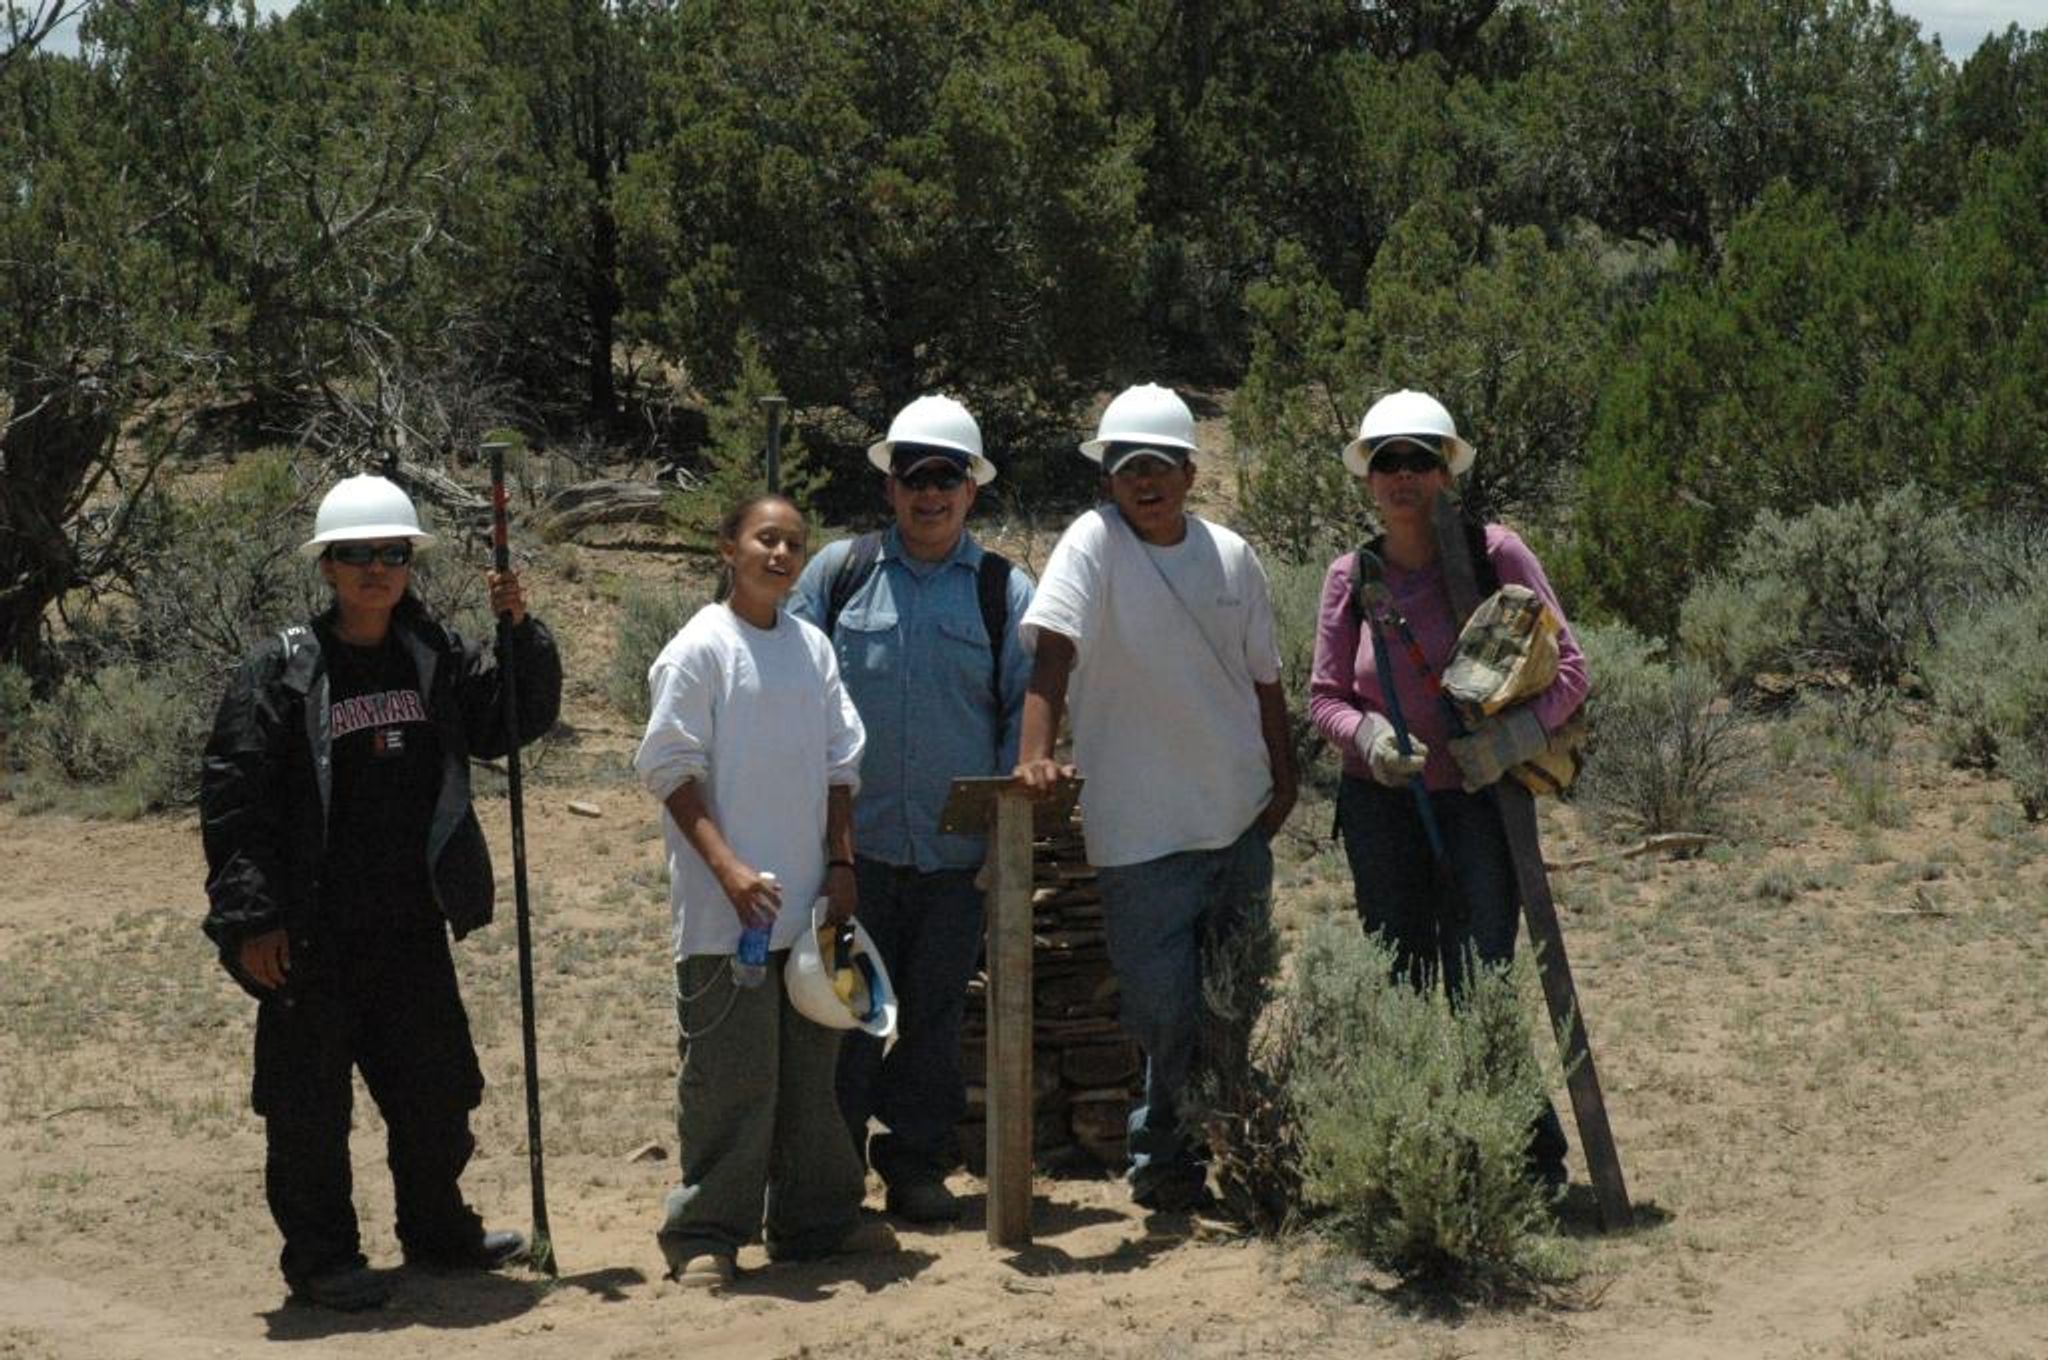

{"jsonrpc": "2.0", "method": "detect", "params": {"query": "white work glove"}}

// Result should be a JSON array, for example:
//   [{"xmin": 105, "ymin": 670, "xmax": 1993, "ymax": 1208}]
[
  {"xmin": 1448, "ymin": 706, "xmax": 1549, "ymax": 792},
  {"xmin": 1355, "ymin": 711, "xmax": 1427, "ymax": 788}
]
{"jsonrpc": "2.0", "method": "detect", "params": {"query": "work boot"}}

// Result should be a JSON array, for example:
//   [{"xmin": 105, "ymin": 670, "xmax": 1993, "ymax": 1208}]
[
  {"xmin": 405, "ymin": 1228, "xmax": 527, "ymax": 1272},
  {"xmin": 667, "ymin": 1252, "xmax": 736, "ymax": 1290},
  {"xmin": 827, "ymin": 1218, "xmax": 901, "ymax": 1255},
  {"xmin": 885, "ymin": 1179, "xmax": 963, "ymax": 1225},
  {"xmin": 289, "ymin": 1264, "xmax": 393, "ymax": 1312}
]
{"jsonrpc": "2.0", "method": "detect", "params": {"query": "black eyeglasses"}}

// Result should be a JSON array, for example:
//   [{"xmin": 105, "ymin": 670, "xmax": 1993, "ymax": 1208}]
[
  {"xmin": 327, "ymin": 542, "xmax": 415, "ymax": 567},
  {"xmin": 1367, "ymin": 443, "xmax": 1445, "ymax": 476},
  {"xmin": 897, "ymin": 466, "xmax": 967, "ymax": 492}
]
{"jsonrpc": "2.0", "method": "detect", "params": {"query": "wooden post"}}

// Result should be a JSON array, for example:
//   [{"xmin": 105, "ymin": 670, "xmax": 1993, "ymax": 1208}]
[
  {"xmin": 1432, "ymin": 490, "xmax": 1633, "ymax": 1232},
  {"xmin": 984, "ymin": 785, "xmax": 1036, "ymax": 1247},
  {"xmin": 938, "ymin": 774, "xmax": 1081, "ymax": 1250}
]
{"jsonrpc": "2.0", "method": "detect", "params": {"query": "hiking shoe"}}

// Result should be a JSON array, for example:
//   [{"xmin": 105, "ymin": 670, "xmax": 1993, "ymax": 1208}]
[
  {"xmin": 405, "ymin": 1228, "xmax": 527, "ymax": 1272},
  {"xmin": 764, "ymin": 1216, "xmax": 900, "ymax": 1262},
  {"xmin": 829, "ymin": 1218, "xmax": 901, "ymax": 1256},
  {"xmin": 885, "ymin": 1180, "xmax": 963, "ymax": 1225},
  {"xmin": 1131, "ymin": 1177, "xmax": 1213, "ymax": 1215},
  {"xmin": 667, "ymin": 1252, "xmax": 736, "ymax": 1289},
  {"xmin": 289, "ymin": 1265, "xmax": 393, "ymax": 1312}
]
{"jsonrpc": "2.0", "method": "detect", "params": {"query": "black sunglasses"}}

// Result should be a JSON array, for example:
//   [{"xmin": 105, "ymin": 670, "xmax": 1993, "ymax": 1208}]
[
  {"xmin": 327, "ymin": 542, "xmax": 415, "ymax": 567},
  {"xmin": 897, "ymin": 465, "xmax": 968, "ymax": 492},
  {"xmin": 1367, "ymin": 442, "xmax": 1446, "ymax": 476}
]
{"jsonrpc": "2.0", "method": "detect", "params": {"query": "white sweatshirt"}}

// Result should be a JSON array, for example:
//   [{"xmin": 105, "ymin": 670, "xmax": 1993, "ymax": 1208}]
[{"xmin": 634, "ymin": 603, "xmax": 864, "ymax": 960}]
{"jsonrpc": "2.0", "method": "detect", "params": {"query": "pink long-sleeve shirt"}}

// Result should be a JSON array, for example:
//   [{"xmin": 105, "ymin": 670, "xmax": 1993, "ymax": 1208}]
[{"xmin": 1308, "ymin": 525, "xmax": 1588, "ymax": 792}]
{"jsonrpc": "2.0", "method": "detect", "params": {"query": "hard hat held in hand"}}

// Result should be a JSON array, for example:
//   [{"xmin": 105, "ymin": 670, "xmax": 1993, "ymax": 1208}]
[
  {"xmin": 867, "ymin": 394, "xmax": 997, "ymax": 485},
  {"xmin": 299, "ymin": 474, "xmax": 438, "ymax": 558},
  {"xmin": 1079, "ymin": 383, "xmax": 1199, "ymax": 462},
  {"xmin": 1342, "ymin": 389, "xmax": 1475, "ymax": 478},
  {"xmin": 787, "ymin": 899, "xmax": 897, "ymax": 1038}
]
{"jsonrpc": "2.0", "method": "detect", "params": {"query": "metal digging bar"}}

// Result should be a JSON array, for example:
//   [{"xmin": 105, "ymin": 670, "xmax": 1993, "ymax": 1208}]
[
  {"xmin": 1431, "ymin": 490, "xmax": 1632, "ymax": 1232},
  {"xmin": 487, "ymin": 441, "xmax": 559, "ymax": 1275}
]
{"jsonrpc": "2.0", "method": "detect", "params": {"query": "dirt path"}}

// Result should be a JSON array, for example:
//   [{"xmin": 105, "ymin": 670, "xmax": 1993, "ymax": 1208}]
[{"xmin": 6, "ymin": 782, "xmax": 2048, "ymax": 1359}]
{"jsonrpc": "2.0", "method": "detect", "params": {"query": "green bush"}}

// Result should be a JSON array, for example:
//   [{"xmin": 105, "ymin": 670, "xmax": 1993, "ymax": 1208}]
[
  {"xmin": 16, "ymin": 664, "xmax": 197, "ymax": 817},
  {"xmin": 1285, "ymin": 919, "xmax": 1573, "ymax": 1296},
  {"xmin": 606, "ymin": 579, "xmax": 699, "ymax": 724},
  {"xmin": 1576, "ymin": 622, "xmax": 1755, "ymax": 837},
  {"xmin": 1921, "ymin": 578, "xmax": 2048, "ymax": 819},
  {"xmin": 1677, "ymin": 487, "xmax": 1972, "ymax": 688},
  {"xmin": 1266, "ymin": 552, "xmax": 1345, "ymax": 798},
  {"xmin": 663, "ymin": 335, "xmax": 831, "ymax": 548},
  {"xmin": 1192, "ymin": 876, "xmax": 1299, "ymax": 1237}
]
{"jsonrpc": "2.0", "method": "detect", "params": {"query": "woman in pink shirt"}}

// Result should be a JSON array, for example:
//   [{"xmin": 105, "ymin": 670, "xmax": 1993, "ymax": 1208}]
[{"xmin": 1306, "ymin": 390, "xmax": 1586, "ymax": 1190}]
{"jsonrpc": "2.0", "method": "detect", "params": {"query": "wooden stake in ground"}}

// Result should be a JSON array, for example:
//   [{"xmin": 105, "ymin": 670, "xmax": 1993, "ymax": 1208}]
[
  {"xmin": 940, "ymin": 775, "xmax": 1082, "ymax": 1249},
  {"xmin": 1432, "ymin": 490, "xmax": 1633, "ymax": 1232}
]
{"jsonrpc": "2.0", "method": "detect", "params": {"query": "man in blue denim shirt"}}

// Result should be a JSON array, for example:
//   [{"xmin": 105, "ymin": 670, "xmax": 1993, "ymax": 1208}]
[{"xmin": 790, "ymin": 395, "xmax": 1035, "ymax": 1224}]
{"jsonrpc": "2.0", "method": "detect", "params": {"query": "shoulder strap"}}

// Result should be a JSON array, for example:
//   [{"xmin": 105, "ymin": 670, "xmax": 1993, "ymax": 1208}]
[
  {"xmin": 1347, "ymin": 535, "xmax": 1388, "ymax": 623},
  {"xmin": 975, "ymin": 550, "xmax": 1011, "ymax": 704},
  {"xmin": 277, "ymin": 625, "xmax": 314, "ymax": 660},
  {"xmin": 824, "ymin": 532, "xmax": 884, "ymax": 638}
]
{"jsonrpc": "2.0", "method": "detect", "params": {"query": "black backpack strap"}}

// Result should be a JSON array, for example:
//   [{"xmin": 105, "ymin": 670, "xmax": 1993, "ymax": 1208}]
[
  {"xmin": 824, "ymin": 532, "xmax": 884, "ymax": 638},
  {"xmin": 1346, "ymin": 534, "xmax": 1387, "ymax": 624},
  {"xmin": 975, "ymin": 549, "xmax": 1012, "ymax": 704}
]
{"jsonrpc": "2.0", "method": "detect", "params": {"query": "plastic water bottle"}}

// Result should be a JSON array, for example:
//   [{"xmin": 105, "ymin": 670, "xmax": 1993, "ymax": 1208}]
[{"xmin": 732, "ymin": 873, "xmax": 773, "ymax": 989}]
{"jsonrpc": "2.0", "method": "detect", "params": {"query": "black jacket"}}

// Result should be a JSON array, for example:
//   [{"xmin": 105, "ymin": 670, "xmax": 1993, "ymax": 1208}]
[{"xmin": 199, "ymin": 596, "xmax": 562, "ymax": 997}]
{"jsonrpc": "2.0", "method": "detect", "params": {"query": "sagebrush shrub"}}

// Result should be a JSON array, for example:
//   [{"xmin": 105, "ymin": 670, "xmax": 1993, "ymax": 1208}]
[
  {"xmin": 606, "ymin": 580, "xmax": 699, "ymax": 724},
  {"xmin": 1676, "ymin": 487, "xmax": 1972, "ymax": 687},
  {"xmin": 1921, "ymin": 577, "xmax": 2048, "ymax": 819},
  {"xmin": 1192, "ymin": 883, "xmax": 1301, "ymax": 1236},
  {"xmin": 1284, "ymin": 920, "xmax": 1573, "ymax": 1295},
  {"xmin": 1267, "ymin": 552, "xmax": 1346, "ymax": 796},
  {"xmin": 1576, "ymin": 622, "xmax": 1754, "ymax": 836},
  {"xmin": 17, "ymin": 664, "xmax": 197, "ymax": 817}
]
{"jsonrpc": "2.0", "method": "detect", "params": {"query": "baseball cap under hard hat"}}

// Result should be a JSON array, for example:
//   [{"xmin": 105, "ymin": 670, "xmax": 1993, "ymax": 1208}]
[
  {"xmin": 299, "ymin": 474, "xmax": 437, "ymax": 559},
  {"xmin": 1080, "ymin": 383, "xmax": 1198, "ymax": 462},
  {"xmin": 1101, "ymin": 442, "xmax": 1191, "ymax": 476},
  {"xmin": 866, "ymin": 394, "xmax": 997, "ymax": 485}
]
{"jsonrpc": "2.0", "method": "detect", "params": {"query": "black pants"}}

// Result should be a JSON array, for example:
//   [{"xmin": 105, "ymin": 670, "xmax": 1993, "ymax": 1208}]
[
  {"xmin": 835, "ymin": 859, "xmax": 985, "ymax": 1188},
  {"xmin": 252, "ymin": 922, "xmax": 485, "ymax": 1286}
]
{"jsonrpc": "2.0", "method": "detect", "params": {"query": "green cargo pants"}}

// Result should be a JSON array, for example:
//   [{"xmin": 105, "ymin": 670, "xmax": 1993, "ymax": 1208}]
[{"xmin": 658, "ymin": 951, "xmax": 867, "ymax": 1265}]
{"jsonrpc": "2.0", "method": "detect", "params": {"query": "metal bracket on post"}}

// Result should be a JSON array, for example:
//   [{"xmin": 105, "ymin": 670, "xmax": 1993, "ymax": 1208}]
[
  {"xmin": 760, "ymin": 395, "xmax": 786, "ymax": 493},
  {"xmin": 939, "ymin": 774, "xmax": 1083, "ymax": 1250}
]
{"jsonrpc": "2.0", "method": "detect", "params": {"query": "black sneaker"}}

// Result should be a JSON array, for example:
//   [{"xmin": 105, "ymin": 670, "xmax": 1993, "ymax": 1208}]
[
  {"xmin": 885, "ymin": 1180, "xmax": 963, "ymax": 1224},
  {"xmin": 289, "ymin": 1265, "xmax": 393, "ymax": 1312},
  {"xmin": 1131, "ymin": 1177, "xmax": 1213, "ymax": 1214},
  {"xmin": 405, "ymin": 1228, "xmax": 527, "ymax": 1272}
]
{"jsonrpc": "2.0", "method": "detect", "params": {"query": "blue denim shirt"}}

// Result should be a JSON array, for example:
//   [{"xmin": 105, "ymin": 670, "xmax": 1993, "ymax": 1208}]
[{"xmin": 790, "ymin": 527, "xmax": 1034, "ymax": 871}]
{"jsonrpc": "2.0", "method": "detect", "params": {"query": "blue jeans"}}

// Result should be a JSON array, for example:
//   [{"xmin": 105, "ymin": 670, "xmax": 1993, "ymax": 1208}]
[
  {"xmin": 1097, "ymin": 826, "xmax": 1274, "ymax": 1205},
  {"xmin": 835, "ymin": 859, "xmax": 986, "ymax": 1188},
  {"xmin": 1336, "ymin": 776, "xmax": 1569, "ymax": 1176}
]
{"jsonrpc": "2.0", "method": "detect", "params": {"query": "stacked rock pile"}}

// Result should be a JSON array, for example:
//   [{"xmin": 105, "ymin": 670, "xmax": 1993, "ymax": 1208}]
[{"xmin": 957, "ymin": 816, "xmax": 1142, "ymax": 1174}]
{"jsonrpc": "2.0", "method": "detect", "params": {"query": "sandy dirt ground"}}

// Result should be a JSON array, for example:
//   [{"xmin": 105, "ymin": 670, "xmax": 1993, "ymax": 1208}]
[{"xmin": 6, "ymin": 495, "xmax": 2048, "ymax": 1358}]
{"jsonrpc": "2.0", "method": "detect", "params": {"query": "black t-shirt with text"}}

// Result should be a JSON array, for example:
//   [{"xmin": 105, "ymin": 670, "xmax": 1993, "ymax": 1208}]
[{"xmin": 320, "ymin": 628, "xmax": 441, "ymax": 930}]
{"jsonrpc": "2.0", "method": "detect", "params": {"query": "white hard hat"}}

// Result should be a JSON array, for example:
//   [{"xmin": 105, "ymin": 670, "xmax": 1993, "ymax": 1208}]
[
  {"xmin": 1342, "ymin": 389, "xmax": 1474, "ymax": 478},
  {"xmin": 1079, "ymin": 383, "xmax": 1199, "ymax": 462},
  {"xmin": 299, "ymin": 474, "xmax": 437, "ymax": 558},
  {"xmin": 786, "ymin": 899, "xmax": 897, "ymax": 1038},
  {"xmin": 866, "ymin": 394, "xmax": 997, "ymax": 486}
]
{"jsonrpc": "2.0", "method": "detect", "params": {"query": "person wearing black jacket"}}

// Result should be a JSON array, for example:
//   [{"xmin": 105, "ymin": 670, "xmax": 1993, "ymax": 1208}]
[{"xmin": 199, "ymin": 474, "xmax": 561, "ymax": 1312}]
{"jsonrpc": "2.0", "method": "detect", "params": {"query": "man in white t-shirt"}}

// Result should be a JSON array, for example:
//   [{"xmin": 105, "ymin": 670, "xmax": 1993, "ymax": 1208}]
[{"xmin": 1014, "ymin": 383, "xmax": 1297, "ymax": 1212}]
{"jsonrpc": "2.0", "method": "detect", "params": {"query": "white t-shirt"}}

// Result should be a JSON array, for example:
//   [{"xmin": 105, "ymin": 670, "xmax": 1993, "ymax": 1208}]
[
  {"xmin": 634, "ymin": 603, "xmax": 865, "ymax": 960},
  {"xmin": 1020, "ymin": 507, "xmax": 1282, "ymax": 867}
]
